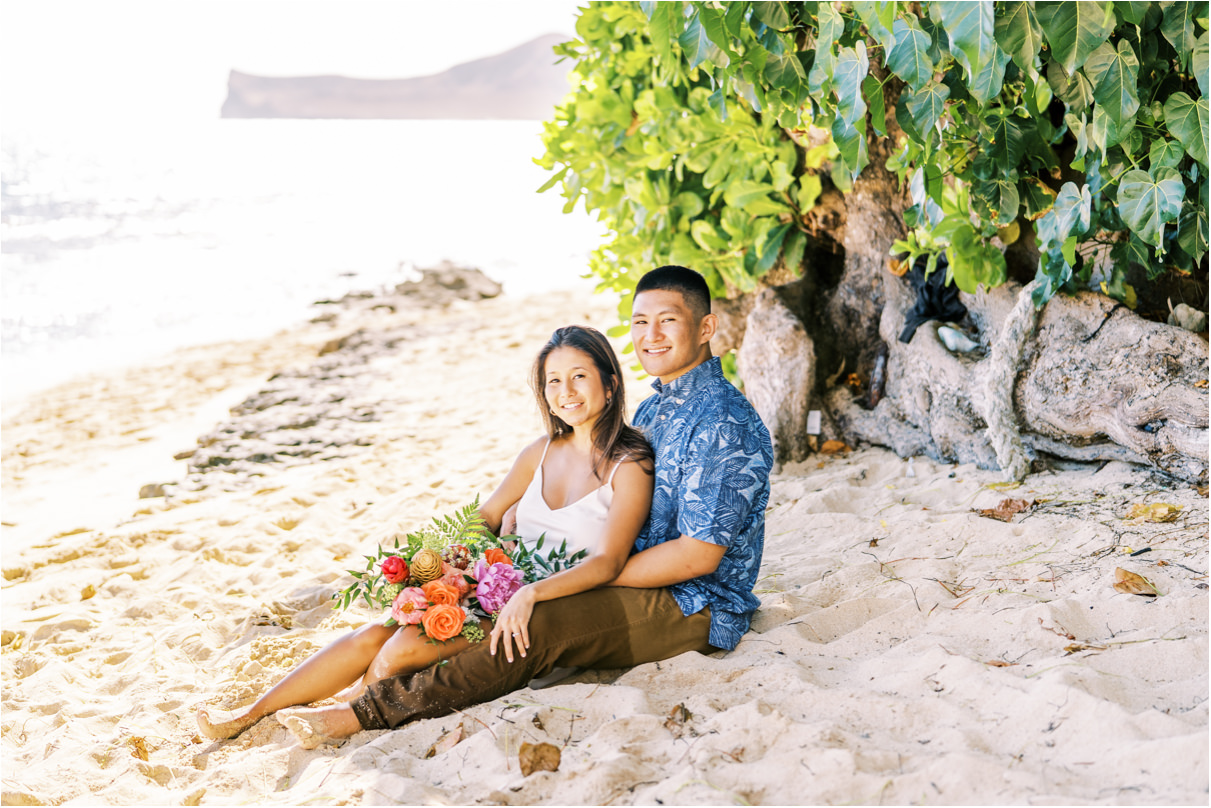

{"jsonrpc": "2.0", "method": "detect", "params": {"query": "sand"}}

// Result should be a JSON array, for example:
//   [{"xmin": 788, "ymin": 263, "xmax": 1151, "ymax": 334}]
[{"xmin": 2, "ymin": 286, "xmax": 1207, "ymax": 806}]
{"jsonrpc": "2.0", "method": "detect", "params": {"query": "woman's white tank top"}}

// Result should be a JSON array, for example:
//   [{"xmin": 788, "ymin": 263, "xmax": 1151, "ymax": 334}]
[{"xmin": 514, "ymin": 440, "xmax": 621, "ymax": 559}]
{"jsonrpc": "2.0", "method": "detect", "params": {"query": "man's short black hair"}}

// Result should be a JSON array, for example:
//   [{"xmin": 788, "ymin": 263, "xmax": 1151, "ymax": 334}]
[{"xmin": 634, "ymin": 265, "xmax": 711, "ymax": 321}]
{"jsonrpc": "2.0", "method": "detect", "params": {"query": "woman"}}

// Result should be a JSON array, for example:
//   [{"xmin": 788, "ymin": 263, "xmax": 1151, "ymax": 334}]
[{"xmin": 197, "ymin": 325, "xmax": 653, "ymax": 740}]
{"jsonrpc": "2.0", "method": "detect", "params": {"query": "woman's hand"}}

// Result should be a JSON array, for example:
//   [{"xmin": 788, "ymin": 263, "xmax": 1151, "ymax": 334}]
[{"xmin": 489, "ymin": 584, "xmax": 537, "ymax": 663}]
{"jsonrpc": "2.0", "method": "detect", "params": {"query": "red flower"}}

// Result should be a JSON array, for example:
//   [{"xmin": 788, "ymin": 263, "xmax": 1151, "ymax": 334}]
[{"xmin": 381, "ymin": 555, "xmax": 409, "ymax": 584}]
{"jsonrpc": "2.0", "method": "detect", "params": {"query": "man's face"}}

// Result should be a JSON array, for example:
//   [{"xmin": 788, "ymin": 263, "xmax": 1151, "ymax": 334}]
[{"xmin": 630, "ymin": 288, "xmax": 714, "ymax": 384}]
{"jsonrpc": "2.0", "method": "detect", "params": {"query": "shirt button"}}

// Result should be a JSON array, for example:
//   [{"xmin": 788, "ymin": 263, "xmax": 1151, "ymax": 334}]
[
  {"xmin": 675, "ymin": 399, "xmax": 683, "ymax": 405},
  {"xmin": 660, "ymin": 415, "xmax": 666, "ymax": 420}
]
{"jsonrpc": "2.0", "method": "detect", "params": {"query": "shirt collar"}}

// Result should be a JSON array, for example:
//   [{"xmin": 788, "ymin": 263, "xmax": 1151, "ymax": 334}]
[{"xmin": 649, "ymin": 356, "xmax": 723, "ymax": 403}]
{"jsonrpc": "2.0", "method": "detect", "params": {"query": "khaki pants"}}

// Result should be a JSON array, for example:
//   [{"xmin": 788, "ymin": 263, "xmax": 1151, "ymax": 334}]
[{"xmin": 351, "ymin": 587, "xmax": 715, "ymax": 730}]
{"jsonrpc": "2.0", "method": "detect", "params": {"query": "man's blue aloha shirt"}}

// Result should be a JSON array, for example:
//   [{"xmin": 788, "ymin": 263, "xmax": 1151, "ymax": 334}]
[{"xmin": 631, "ymin": 356, "xmax": 773, "ymax": 651}]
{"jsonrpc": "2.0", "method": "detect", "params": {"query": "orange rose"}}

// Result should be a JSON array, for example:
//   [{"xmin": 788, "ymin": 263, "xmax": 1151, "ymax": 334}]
[
  {"xmin": 421, "ymin": 603, "xmax": 466, "ymax": 642},
  {"xmin": 485, "ymin": 548, "xmax": 513, "ymax": 567},
  {"xmin": 422, "ymin": 579, "xmax": 461, "ymax": 606}
]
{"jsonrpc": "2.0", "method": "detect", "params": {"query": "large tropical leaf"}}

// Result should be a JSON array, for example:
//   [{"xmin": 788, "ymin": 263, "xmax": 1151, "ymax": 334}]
[
  {"xmin": 642, "ymin": 1, "xmax": 680, "ymax": 66},
  {"xmin": 1195, "ymin": 31, "xmax": 1209, "ymax": 99},
  {"xmin": 936, "ymin": 0, "xmax": 1012, "ymax": 103},
  {"xmin": 1178, "ymin": 202, "xmax": 1208, "ymax": 266},
  {"xmin": 985, "ymin": 115, "xmax": 1025, "ymax": 173},
  {"xmin": 833, "ymin": 42, "xmax": 870, "ymax": 126},
  {"xmin": 1117, "ymin": 167, "xmax": 1184, "ymax": 247},
  {"xmin": 1084, "ymin": 39, "xmax": 1140, "ymax": 126},
  {"xmin": 1148, "ymin": 138, "xmax": 1185, "ymax": 170},
  {"xmin": 1164, "ymin": 92, "xmax": 1209, "ymax": 167},
  {"xmin": 1160, "ymin": 1, "xmax": 1198, "ymax": 62},
  {"xmin": 905, "ymin": 80, "xmax": 951, "ymax": 136},
  {"xmin": 1036, "ymin": 1, "xmax": 1115, "ymax": 75},
  {"xmin": 853, "ymin": 1, "xmax": 896, "ymax": 52},
  {"xmin": 886, "ymin": 16, "xmax": 934, "ymax": 90},
  {"xmin": 973, "ymin": 177, "xmax": 1022, "ymax": 226},
  {"xmin": 995, "ymin": 1, "xmax": 1045, "ymax": 71},
  {"xmin": 679, "ymin": 14, "xmax": 728, "ymax": 69}
]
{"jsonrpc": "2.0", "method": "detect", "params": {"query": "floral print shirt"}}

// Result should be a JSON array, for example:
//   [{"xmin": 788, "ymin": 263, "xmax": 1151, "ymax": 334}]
[{"xmin": 632, "ymin": 357, "xmax": 773, "ymax": 651}]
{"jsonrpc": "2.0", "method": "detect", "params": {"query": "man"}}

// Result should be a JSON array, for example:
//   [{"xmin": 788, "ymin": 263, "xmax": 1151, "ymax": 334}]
[{"xmin": 278, "ymin": 265, "xmax": 772, "ymax": 745}]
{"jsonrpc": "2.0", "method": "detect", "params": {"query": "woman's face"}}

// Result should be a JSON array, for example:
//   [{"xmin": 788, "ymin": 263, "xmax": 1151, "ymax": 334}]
[{"xmin": 543, "ymin": 346, "xmax": 610, "ymax": 431}]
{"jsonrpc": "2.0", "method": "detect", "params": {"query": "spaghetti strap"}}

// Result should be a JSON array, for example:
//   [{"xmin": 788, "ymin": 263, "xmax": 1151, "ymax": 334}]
[
  {"xmin": 538, "ymin": 438, "xmax": 552, "ymax": 466},
  {"xmin": 606, "ymin": 457, "xmax": 625, "ymax": 485}
]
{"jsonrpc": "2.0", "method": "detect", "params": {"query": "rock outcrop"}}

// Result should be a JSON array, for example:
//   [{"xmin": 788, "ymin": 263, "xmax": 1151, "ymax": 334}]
[{"xmin": 221, "ymin": 35, "xmax": 570, "ymax": 120}]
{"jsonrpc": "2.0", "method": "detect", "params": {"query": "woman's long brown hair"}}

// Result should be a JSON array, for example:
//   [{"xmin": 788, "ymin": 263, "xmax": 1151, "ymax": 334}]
[{"xmin": 530, "ymin": 325, "xmax": 654, "ymax": 481}]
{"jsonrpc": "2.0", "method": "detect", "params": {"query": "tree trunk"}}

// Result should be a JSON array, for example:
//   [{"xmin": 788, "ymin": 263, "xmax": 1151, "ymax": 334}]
[{"xmin": 826, "ymin": 275, "xmax": 1209, "ymax": 484}]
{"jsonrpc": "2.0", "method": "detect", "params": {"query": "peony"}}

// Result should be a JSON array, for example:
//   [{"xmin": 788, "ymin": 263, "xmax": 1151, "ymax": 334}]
[
  {"xmin": 473, "ymin": 560, "xmax": 524, "ymax": 614},
  {"xmin": 484, "ymin": 547, "xmax": 513, "ymax": 567},
  {"xmin": 422, "ymin": 603, "xmax": 467, "ymax": 642},
  {"xmin": 390, "ymin": 587, "xmax": 429, "ymax": 625},
  {"xmin": 422, "ymin": 579, "xmax": 461, "ymax": 606},
  {"xmin": 410, "ymin": 548, "xmax": 444, "ymax": 584},
  {"xmin": 380, "ymin": 555, "xmax": 409, "ymax": 584}
]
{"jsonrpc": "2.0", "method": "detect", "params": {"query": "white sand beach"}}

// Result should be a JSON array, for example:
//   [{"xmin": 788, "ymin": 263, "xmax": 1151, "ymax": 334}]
[{"xmin": 2, "ymin": 285, "xmax": 1207, "ymax": 805}]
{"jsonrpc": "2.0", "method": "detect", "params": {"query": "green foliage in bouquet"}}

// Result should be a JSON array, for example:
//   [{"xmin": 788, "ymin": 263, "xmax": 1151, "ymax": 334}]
[
  {"xmin": 509, "ymin": 534, "xmax": 590, "ymax": 583},
  {"xmin": 332, "ymin": 498, "xmax": 496, "ymax": 613}
]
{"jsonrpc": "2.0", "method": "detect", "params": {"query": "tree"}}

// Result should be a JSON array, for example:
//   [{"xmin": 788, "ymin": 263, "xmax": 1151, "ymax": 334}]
[{"xmin": 538, "ymin": 1, "xmax": 1208, "ymax": 483}]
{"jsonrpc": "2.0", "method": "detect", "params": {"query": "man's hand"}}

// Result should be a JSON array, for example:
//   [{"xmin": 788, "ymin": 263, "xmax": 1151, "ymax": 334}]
[{"xmin": 609, "ymin": 534, "xmax": 726, "ymax": 589}]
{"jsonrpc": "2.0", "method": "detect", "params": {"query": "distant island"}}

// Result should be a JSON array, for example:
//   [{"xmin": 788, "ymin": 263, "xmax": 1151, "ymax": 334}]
[{"xmin": 221, "ymin": 34, "xmax": 571, "ymax": 120}]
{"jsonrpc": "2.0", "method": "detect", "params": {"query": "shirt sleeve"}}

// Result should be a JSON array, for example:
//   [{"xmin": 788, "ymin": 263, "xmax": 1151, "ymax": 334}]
[{"xmin": 675, "ymin": 411, "xmax": 771, "ymax": 548}]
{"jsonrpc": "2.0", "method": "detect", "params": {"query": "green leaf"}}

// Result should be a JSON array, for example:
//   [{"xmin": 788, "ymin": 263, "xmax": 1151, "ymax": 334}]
[
  {"xmin": 724, "ymin": 1, "xmax": 746, "ymax": 36},
  {"xmin": 985, "ymin": 115, "xmax": 1025, "ymax": 173},
  {"xmin": 854, "ymin": 1, "xmax": 896, "ymax": 51},
  {"xmin": 995, "ymin": 1, "xmax": 1045, "ymax": 71},
  {"xmin": 1178, "ymin": 202, "xmax": 1209, "ymax": 265},
  {"xmin": 1115, "ymin": 1, "xmax": 1150, "ymax": 26},
  {"xmin": 863, "ymin": 74, "xmax": 888, "ymax": 137},
  {"xmin": 643, "ymin": 1, "xmax": 680, "ymax": 67},
  {"xmin": 816, "ymin": 2, "xmax": 844, "ymax": 48},
  {"xmin": 831, "ymin": 115, "xmax": 869, "ymax": 177},
  {"xmin": 946, "ymin": 223, "xmax": 1008, "ymax": 293},
  {"xmin": 1046, "ymin": 60, "xmax": 1094, "ymax": 112},
  {"xmin": 973, "ymin": 177, "xmax": 1022, "ymax": 226},
  {"xmin": 905, "ymin": 80, "xmax": 950, "ymax": 136},
  {"xmin": 1117, "ymin": 167, "xmax": 1185, "ymax": 247},
  {"xmin": 1160, "ymin": 0, "xmax": 1198, "ymax": 61},
  {"xmin": 752, "ymin": 1, "xmax": 791, "ymax": 30},
  {"xmin": 887, "ymin": 16, "xmax": 934, "ymax": 90},
  {"xmin": 1052, "ymin": 181, "xmax": 1092, "ymax": 238},
  {"xmin": 703, "ymin": 142, "xmax": 737, "ymax": 188},
  {"xmin": 834, "ymin": 42, "xmax": 870, "ymax": 126},
  {"xmin": 1164, "ymin": 92, "xmax": 1209, "ymax": 167},
  {"xmin": 1036, "ymin": 1, "xmax": 1116, "ymax": 75},
  {"xmin": 690, "ymin": 219, "xmax": 728, "ymax": 251},
  {"xmin": 783, "ymin": 228, "xmax": 807, "ymax": 275},
  {"xmin": 1195, "ymin": 31, "xmax": 1209, "ymax": 98},
  {"xmin": 756, "ymin": 221, "xmax": 790, "ymax": 260},
  {"xmin": 1148, "ymin": 139, "xmax": 1185, "ymax": 170},
  {"xmin": 765, "ymin": 50, "xmax": 808, "ymax": 89},
  {"xmin": 797, "ymin": 174, "xmax": 823, "ymax": 211},
  {"xmin": 679, "ymin": 14, "xmax": 729, "ymax": 69},
  {"xmin": 674, "ymin": 190, "xmax": 706, "ymax": 219},
  {"xmin": 937, "ymin": 0, "xmax": 1012, "ymax": 103},
  {"xmin": 1084, "ymin": 39, "xmax": 1140, "ymax": 125},
  {"xmin": 724, "ymin": 180, "xmax": 778, "ymax": 208}
]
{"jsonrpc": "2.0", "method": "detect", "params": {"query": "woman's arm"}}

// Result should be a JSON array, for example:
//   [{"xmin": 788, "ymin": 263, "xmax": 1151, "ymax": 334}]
[
  {"xmin": 476, "ymin": 437, "xmax": 546, "ymax": 535},
  {"xmin": 489, "ymin": 458, "xmax": 654, "ymax": 661}
]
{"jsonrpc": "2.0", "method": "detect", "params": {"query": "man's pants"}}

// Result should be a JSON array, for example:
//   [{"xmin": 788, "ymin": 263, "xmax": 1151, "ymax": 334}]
[{"xmin": 351, "ymin": 586, "xmax": 715, "ymax": 730}]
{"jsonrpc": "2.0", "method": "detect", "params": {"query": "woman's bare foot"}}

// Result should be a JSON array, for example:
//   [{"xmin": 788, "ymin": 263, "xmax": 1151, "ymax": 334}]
[
  {"xmin": 196, "ymin": 704, "xmax": 264, "ymax": 740},
  {"xmin": 276, "ymin": 704, "xmax": 360, "ymax": 749}
]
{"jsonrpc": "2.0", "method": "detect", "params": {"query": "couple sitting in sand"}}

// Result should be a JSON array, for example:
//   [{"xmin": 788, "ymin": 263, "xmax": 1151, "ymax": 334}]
[{"xmin": 197, "ymin": 265, "xmax": 773, "ymax": 747}]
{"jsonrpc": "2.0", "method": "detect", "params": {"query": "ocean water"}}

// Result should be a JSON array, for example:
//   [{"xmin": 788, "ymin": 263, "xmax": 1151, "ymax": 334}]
[{"xmin": 1, "ymin": 119, "xmax": 605, "ymax": 404}]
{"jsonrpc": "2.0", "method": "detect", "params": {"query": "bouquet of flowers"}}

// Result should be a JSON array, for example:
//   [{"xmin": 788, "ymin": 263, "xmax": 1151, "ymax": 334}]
[{"xmin": 333, "ymin": 497, "xmax": 586, "ymax": 643}]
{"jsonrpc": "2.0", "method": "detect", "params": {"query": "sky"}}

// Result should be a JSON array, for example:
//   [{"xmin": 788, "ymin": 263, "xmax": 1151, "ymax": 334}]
[{"xmin": 1, "ymin": 0, "xmax": 583, "ymax": 126}]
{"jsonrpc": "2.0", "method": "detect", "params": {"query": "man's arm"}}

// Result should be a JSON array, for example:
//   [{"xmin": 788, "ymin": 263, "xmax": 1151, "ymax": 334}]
[{"xmin": 609, "ymin": 534, "xmax": 726, "ymax": 588}]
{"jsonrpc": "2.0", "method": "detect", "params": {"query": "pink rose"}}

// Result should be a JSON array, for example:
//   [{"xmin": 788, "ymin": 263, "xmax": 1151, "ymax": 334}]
[
  {"xmin": 381, "ymin": 555, "xmax": 409, "ymax": 584},
  {"xmin": 390, "ymin": 587, "xmax": 429, "ymax": 625},
  {"xmin": 440, "ymin": 565, "xmax": 471, "ymax": 599}
]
